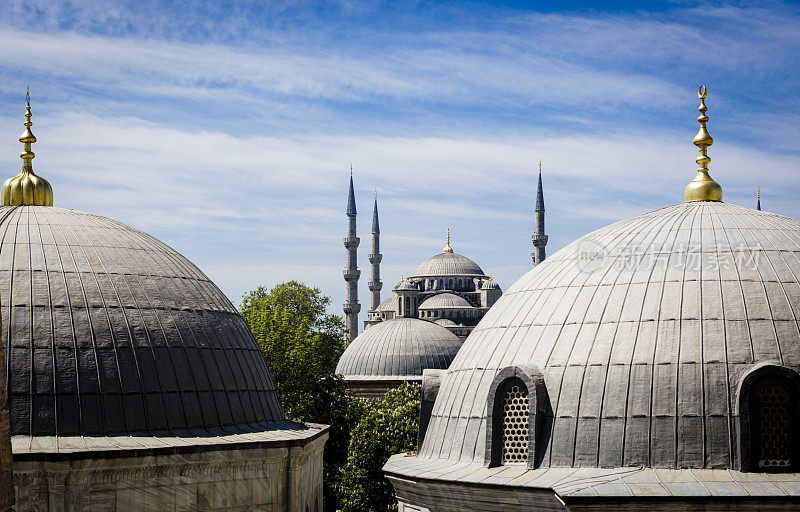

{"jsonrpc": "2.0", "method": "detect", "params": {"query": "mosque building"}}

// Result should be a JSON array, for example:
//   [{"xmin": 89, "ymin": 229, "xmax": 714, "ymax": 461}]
[
  {"xmin": 336, "ymin": 168, "xmax": 548, "ymax": 398},
  {"xmin": 383, "ymin": 86, "xmax": 800, "ymax": 511},
  {"xmin": 0, "ymin": 93, "xmax": 327, "ymax": 512}
]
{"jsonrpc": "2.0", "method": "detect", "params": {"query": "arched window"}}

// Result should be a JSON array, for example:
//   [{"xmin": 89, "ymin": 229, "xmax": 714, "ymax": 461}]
[
  {"xmin": 739, "ymin": 364, "xmax": 800, "ymax": 472},
  {"xmin": 397, "ymin": 298, "xmax": 402, "ymax": 316},
  {"xmin": 448, "ymin": 279, "xmax": 453, "ymax": 289},
  {"xmin": 500, "ymin": 381, "xmax": 529, "ymax": 464},
  {"xmin": 405, "ymin": 297, "xmax": 410, "ymax": 316},
  {"xmin": 486, "ymin": 365, "xmax": 550, "ymax": 469}
]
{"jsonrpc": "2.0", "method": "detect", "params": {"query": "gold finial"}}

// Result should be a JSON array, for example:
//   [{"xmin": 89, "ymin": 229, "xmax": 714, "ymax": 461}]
[
  {"xmin": 538, "ymin": 159, "xmax": 541, "ymax": 173},
  {"xmin": 350, "ymin": 162, "xmax": 353, "ymax": 176},
  {"xmin": 1, "ymin": 89, "xmax": 53, "ymax": 206},
  {"xmin": 443, "ymin": 228, "xmax": 453, "ymax": 253},
  {"xmin": 684, "ymin": 85, "xmax": 722, "ymax": 202}
]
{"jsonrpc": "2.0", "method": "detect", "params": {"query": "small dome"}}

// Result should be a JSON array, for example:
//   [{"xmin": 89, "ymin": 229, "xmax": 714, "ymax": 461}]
[
  {"xmin": 377, "ymin": 297, "xmax": 395, "ymax": 312},
  {"xmin": 393, "ymin": 279, "xmax": 416, "ymax": 291},
  {"xmin": 412, "ymin": 252, "xmax": 485, "ymax": 277},
  {"xmin": 1, "ymin": 206, "xmax": 283, "ymax": 436},
  {"xmin": 420, "ymin": 202, "xmax": 800, "ymax": 470},
  {"xmin": 434, "ymin": 318, "xmax": 458, "ymax": 327},
  {"xmin": 480, "ymin": 279, "xmax": 501, "ymax": 290},
  {"xmin": 419, "ymin": 293, "xmax": 473, "ymax": 310},
  {"xmin": 335, "ymin": 317, "xmax": 461, "ymax": 380}
]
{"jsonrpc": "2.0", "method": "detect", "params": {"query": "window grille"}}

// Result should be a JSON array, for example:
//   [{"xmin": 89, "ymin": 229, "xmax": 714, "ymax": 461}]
[
  {"xmin": 501, "ymin": 383, "xmax": 529, "ymax": 464},
  {"xmin": 757, "ymin": 381, "xmax": 792, "ymax": 469}
]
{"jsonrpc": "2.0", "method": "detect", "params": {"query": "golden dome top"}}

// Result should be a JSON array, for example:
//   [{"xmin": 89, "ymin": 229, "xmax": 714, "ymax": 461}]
[
  {"xmin": 684, "ymin": 85, "xmax": 722, "ymax": 202},
  {"xmin": 1, "ymin": 89, "xmax": 53, "ymax": 207},
  {"xmin": 443, "ymin": 228, "xmax": 454, "ymax": 253}
]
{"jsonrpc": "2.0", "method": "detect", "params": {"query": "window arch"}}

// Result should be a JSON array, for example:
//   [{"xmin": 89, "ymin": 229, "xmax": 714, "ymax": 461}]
[
  {"xmin": 739, "ymin": 364, "xmax": 800, "ymax": 472},
  {"xmin": 485, "ymin": 365, "xmax": 550, "ymax": 469}
]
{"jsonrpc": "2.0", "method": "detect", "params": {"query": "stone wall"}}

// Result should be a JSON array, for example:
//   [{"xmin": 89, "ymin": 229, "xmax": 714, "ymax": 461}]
[{"xmin": 12, "ymin": 431, "xmax": 327, "ymax": 512}]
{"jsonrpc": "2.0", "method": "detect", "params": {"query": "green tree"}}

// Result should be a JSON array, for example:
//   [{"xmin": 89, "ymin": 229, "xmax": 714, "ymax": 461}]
[
  {"xmin": 240, "ymin": 281, "xmax": 361, "ymax": 511},
  {"xmin": 337, "ymin": 383, "xmax": 421, "ymax": 512}
]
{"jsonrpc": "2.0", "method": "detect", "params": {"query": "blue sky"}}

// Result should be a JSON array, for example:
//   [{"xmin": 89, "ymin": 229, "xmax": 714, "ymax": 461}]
[{"xmin": 0, "ymin": 0, "xmax": 799, "ymax": 325}]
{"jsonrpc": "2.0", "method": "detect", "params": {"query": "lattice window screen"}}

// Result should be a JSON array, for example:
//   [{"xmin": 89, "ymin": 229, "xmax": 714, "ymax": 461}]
[
  {"xmin": 501, "ymin": 383, "xmax": 530, "ymax": 464},
  {"xmin": 758, "ymin": 382, "xmax": 792, "ymax": 469}
]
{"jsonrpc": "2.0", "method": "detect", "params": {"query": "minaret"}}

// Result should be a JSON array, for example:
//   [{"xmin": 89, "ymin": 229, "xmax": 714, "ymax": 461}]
[
  {"xmin": 368, "ymin": 191, "xmax": 382, "ymax": 316},
  {"xmin": 531, "ymin": 160, "xmax": 548, "ymax": 266},
  {"xmin": 1, "ymin": 89, "xmax": 54, "ymax": 206},
  {"xmin": 343, "ymin": 167, "xmax": 361, "ymax": 344},
  {"xmin": 757, "ymin": 188, "xmax": 761, "ymax": 211}
]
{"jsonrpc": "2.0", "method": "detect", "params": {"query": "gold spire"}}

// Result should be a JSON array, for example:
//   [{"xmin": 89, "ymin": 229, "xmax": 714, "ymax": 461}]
[
  {"xmin": 350, "ymin": 162, "xmax": 353, "ymax": 176},
  {"xmin": 1, "ymin": 89, "xmax": 53, "ymax": 206},
  {"xmin": 443, "ymin": 228, "xmax": 453, "ymax": 253},
  {"xmin": 684, "ymin": 85, "xmax": 722, "ymax": 202}
]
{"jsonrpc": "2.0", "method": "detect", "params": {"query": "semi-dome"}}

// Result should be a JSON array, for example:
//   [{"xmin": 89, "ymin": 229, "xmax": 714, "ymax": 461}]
[
  {"xmin": 434, "ymin": 318, "xmax": 458, "ymax": 327},
  {"xmin": 377, "ymin": 297, "xmax": 394, "ymax": 312},
  {"xmin": 419, "ymin": 293, "xmax": 473, "ymax": 310},
  {"xmin": 1, "ymin": 205, "xmax": 283, "ymax": 436},
  {"xmin": 336, "ymin": 317, "xmax": 461, "ymax": 380},
  {"xmin": 412, "ymin": 252, "xmax": 485, "ymax": 277},
  {"xmin": 418, "ymin": 201, "xmax": 800, "ymax": 469}
]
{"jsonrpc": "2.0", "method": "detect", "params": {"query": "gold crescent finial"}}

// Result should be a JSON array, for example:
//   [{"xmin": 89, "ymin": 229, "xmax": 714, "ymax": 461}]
[
  {"xmin": 539, "ymin": 159, "xmax": 542, "ymax": 173},
  {"xmin": 349, "ymin": 162, "xmax": 353, "ymax": 176},
  {"xmin": 684, "ymin": 84, "xmax": 722, "ymax": 202},
  {"xmin": 1, "ymin": 89, "xmax": 53, "ymax": 206},
  {"xmin": 443, "ymin": 228, "xmax": 453, "ymax": 253}
]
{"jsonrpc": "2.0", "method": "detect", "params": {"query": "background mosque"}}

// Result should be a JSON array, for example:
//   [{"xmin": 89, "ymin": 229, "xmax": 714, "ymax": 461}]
[
  {"xmin": 335, "ymin": 166, "xmax": 548, "ymax": 398},
  {"xmin": 0, "ymin": 93, "xmax": 327, "ymax": 512},
  {"xmin": 383, "ymin": 86, "xmax": 800, "ymax": 511}
]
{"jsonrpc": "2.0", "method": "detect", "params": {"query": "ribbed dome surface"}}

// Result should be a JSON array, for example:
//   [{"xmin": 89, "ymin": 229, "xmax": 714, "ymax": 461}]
[
  {"xmin": 434, "ymin": 318, "xmax": 458, "ymax": 327},
  {"xmin": 0, "ymin": 206, "xmax": 282, "ymax": 436},
  {"xmin": 336, "ymin": 317, "xmax": 461, "ymax": 379},
  {"xmin": 420, "ymin": 202, "xmax": 800, "ymax": 469},
  {"xmin": 419, "ymin": 293, "xmax": 473, "ymax": 310},
  {"xmin": 412, "ymin": 252, "xmax": 485, "ymax": 277}
]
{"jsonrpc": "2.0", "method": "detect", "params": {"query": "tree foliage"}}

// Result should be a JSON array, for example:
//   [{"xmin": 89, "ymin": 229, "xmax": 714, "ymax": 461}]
[
  {"xmin": 337, "ymin": 383, "xmax": 421, "ymax": 512},
  {"xmin": 240, "ymin": 281, "xmax": 358, "ymax": 511}
]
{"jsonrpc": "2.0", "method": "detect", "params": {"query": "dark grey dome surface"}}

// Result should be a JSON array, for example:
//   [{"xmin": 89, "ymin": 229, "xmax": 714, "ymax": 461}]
[
  {"xmin": 0, "ymin": 206, "xmax": 283, "ymax": 436},
  {"xmin": 336, "ymin": 317, "xmax": 461, "ymax": 380},
  {"xmin": 420, "ymin": 202, "xmax": 800, "ymax": 470},
  {"xmin": 412, "ymin": 252, "xmax": 486, "ymax": 277}
]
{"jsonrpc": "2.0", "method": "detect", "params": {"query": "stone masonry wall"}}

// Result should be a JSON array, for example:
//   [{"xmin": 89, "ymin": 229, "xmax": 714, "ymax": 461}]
[{"xmin": 12, "ymin": 432, "xmax": 327, "ymax": 512}]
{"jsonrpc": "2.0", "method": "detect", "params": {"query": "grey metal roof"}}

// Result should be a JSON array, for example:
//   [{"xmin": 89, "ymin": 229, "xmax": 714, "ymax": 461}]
[
  {"xmin": 394, "ymin": 279, "xmax": 416, "ymax": 291},
  {"xmin": 346, "ymin": 175, "xmax": 356, "ymax": 216},
  {"xmin": 384, "ymin": 455, "xmax": 800, "ymax": 498},
  {"xmin": 412, "ymin": 252, "xmax": 486, "ymax": 278},
  {"xmin": 536, "ymin": 169, "xmax": 545, "ymax": 212},
  {"xmin": 0, "ymin": 206, "xmax": 284, "ymax": 437},
  {"xmin": 335, "ymin": 317, "xmax": 461, "ymax": 379},
  {"xmin": 419, "ymin": 293, "xmax": 473, "ymax": 310},
  {"xmin": 418, "ymin": 201, "xmax": 800, "ymax": 471},
  {"xmin": 434, "ymin": 318, "xmax": 458, "ymax": 327},
  {"xmin": 372, "ymin": 196, "xmax": 380, "ymax": 234}
]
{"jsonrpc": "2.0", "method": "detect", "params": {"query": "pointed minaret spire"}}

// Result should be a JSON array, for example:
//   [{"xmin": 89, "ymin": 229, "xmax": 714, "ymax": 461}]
[
  {"xmin": 368, "ymin": 191, "xmax": 382, "ymax": 318},
  {"xmin": 1, "ymin": 88, "xmax": 54, "ymax": 206},
  {"xmin": 343, "ymin": 167, "xmax": 361, "ymax": 344},
  {"xmin": 532, "ymin": 160, "xmax": 548, "ymax": 266},
  {"xmin": 757, "ymin": 188, "xmax": 761, "ymax": 211}
]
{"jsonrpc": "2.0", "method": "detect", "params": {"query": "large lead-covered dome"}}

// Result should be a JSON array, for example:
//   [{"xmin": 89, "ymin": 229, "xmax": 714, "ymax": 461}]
[
  {"xmin": 1, "ymin": 206, "xmax": 282, "ymax": 436},
  {"xmin": 420, "ymin": 201, "xmax": 800, "ymax": 469},
  {"xmin": 412, "ymin": 252, "xmax": 485, "ymax": 277},
  {"xmin": 336, "ymin": 317, "xmax": 461, "ymax": 380}
]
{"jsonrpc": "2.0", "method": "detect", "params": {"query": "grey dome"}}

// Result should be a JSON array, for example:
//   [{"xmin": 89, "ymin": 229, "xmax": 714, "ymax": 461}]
[
  {"xmin": 377, "ymin": 297, "xmax": 394, "ymax": 312},
  {"xmin": 420, "ymin": 202, "xmax": 800, "ymax": 469},
  {"xmin": 412, "ymin": 252, "xmax": 485, "ymax": 277},
  {"xmin": 394, "ymin": 279, "xmax": 416, "ymax": 291},
  {"xmin": 335, "ymin": 317, "xmax": 461, "ymax": 380},
  {"xmin": 419, "ymin": 293, "xmax": 473, "ymax": 310},
  {"xmin": 480, "ymin": 278, "xmax": 500, "ymax": 290},
  {"xmin": 434, "ymin": 318, "xmax": 458, "ymax": 327},
  {"xmin": 0, "ymin": 206, "xmax": 283, "ymax": 436}
]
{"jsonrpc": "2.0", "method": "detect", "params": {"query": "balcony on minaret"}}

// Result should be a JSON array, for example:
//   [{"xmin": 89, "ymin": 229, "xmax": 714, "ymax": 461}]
[
  {"xmin": 342, "ymin": 303, "xmax": 361, "ymax": 314},
  {"xmin": 343, "ymin": 268, "xmax": 361, "ymax": 281},
  {"xmin": 368, "ymin": 280, "xmax": 383, "ymax": 291},
  {"xmin": 532, "ymin": 233, "xmax": 548, "ymax": 245},
  {"xmin": 369, "ymin": 253, "xmax": 382, "ymax": 264},
  {"xmin": 343, "ymin": 236, "xmax": 360, "ymax": 249}
]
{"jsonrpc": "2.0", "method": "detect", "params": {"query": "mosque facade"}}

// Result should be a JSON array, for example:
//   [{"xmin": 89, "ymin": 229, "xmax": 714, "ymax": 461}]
[
  {"xmin": 0, "ymin": 93, "xmax": 327, "ymax": 512},
  {"xmin": 336, "ymin": 170, "xmax": 547, "ymax": 398},
  {"xmin": 383, "ymin": 86, "xmax": 800, "ymax": 511}
]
